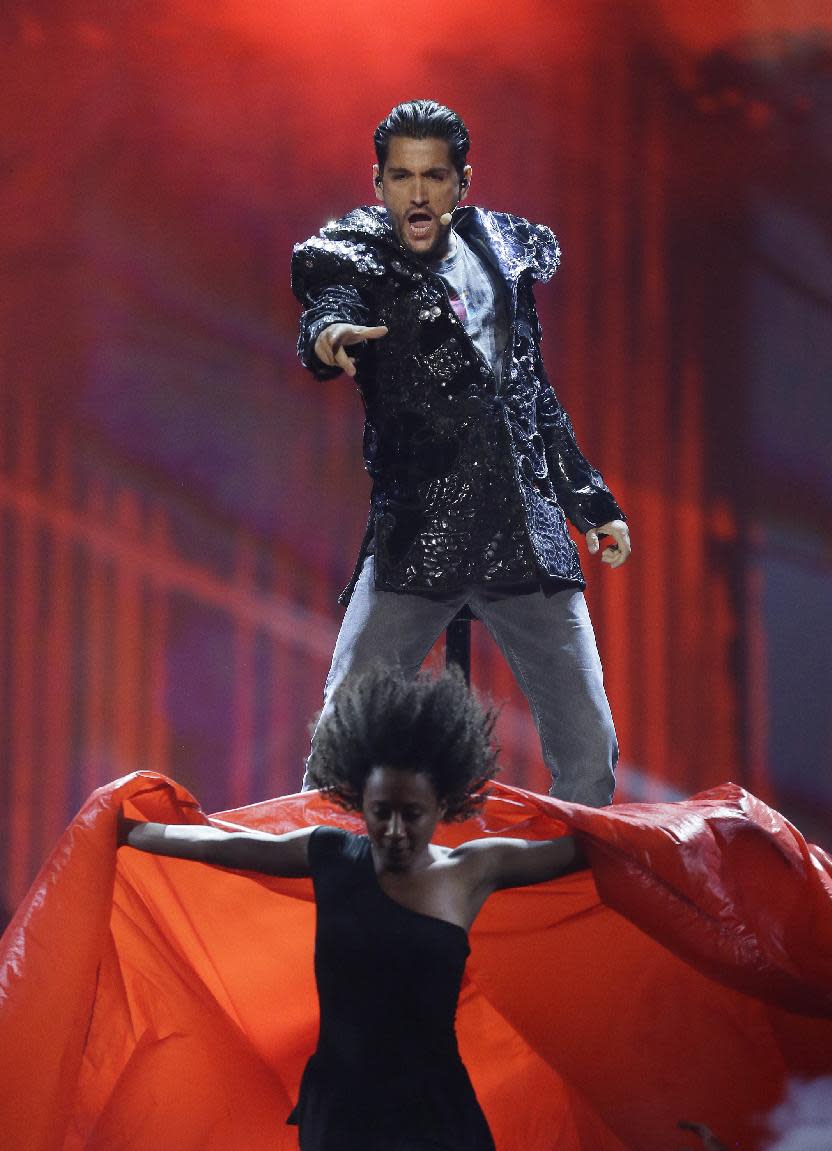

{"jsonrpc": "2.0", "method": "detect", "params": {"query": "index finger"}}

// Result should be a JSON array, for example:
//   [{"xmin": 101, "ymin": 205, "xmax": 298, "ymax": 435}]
[
  {"xmin": 336, "ymin": 322, "xmax": 388, "ymax": 347},
  {"xmin": 342, "ymin": 325, "xmax": 387, "ymax": 345}
]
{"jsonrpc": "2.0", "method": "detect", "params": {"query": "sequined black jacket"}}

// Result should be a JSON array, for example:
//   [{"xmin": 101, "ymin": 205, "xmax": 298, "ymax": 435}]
[{"xmin": 292, "ymin": 205, "xmax": 624, "ymax": 603}]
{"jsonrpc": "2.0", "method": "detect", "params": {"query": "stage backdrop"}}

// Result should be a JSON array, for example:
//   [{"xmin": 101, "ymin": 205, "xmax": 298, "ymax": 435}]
[{"xmin": 1, "ymin": 0, "xmax": 831, "ymax": 918}]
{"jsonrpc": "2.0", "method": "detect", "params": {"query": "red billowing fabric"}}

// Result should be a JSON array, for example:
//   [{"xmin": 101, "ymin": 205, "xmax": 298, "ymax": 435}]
[{"xmin": 1, "ymin": 774, "xmax": 831, "ymax": 1151}]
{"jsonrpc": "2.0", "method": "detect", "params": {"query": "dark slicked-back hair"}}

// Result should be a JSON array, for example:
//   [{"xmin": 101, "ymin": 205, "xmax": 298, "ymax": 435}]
[
  {"xmin": 307, "ymin": 666, "xmax": 499, "ymax": 821},
  {"xmin": 374, "ymin": 100, "xmax": 470, "ymax": 177}
]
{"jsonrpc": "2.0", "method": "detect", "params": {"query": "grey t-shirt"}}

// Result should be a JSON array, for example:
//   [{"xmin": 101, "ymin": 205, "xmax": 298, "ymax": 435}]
[{"xmin": 432, "ymin": 233, "xmax": 510, "ymax": 386}]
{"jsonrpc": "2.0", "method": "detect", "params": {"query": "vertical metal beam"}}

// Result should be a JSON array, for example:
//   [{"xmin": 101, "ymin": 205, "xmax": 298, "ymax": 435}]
[{"xmin": 444, "ymin": 607, "xmax": 473, "ymax": 686}]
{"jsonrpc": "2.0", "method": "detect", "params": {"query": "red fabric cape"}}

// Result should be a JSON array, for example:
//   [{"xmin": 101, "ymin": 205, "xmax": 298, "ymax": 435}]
[{"xmin": 1, "ymin": 774, "xmax": 831, "ymax": 1151}]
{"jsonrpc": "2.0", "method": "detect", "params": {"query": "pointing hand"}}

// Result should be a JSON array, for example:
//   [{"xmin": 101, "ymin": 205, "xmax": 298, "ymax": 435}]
[{"xmin": 314, "ymin": 323, "xmax": 388, "ymax": 378}]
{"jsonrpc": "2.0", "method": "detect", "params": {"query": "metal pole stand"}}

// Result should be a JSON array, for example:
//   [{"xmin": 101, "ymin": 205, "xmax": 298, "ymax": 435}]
[{"xmin": 445, "ymin": 606, "xmax": 473, "ymax": 686}]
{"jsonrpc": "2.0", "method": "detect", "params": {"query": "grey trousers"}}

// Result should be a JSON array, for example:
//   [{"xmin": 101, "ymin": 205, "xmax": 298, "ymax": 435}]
[{"xmin": 307, "ymin": 556, "xmax": 617, "ymax": 806}]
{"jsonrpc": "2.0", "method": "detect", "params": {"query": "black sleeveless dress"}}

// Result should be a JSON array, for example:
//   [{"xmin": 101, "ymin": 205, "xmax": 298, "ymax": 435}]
[{"xmin": 287, "ymin": 826, "xmax": 496, "ymax": 1151}]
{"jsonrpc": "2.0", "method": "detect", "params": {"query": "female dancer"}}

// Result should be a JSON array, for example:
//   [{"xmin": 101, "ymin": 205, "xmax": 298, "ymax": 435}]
[{"xmin": 120, "ymin": 668, "xmax": 586, "ymax": 1151}]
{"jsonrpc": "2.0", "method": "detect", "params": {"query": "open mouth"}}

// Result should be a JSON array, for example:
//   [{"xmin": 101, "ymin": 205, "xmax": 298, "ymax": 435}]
[{"xmin": 406, "ymin": 212, "xmax": 434, "ymax": 241}]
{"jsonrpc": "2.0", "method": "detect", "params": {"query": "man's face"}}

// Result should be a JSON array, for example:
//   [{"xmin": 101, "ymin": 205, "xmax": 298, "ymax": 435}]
[{"xmin": 374, "ymin": 136, "xmax": 471, "ymax": 260}]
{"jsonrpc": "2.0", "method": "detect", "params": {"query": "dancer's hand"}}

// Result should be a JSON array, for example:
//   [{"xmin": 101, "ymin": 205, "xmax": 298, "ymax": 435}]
[
  {"xmin": 314, "ymin": 323, "xmax": 388, "ymax": 377},
  {"xmin": 117, "ymin": 811, "xmax": 140, "ymax": 847},
  {"xmin": 586, "ymin": 519, "xmax": 631, "ymax": 568}
]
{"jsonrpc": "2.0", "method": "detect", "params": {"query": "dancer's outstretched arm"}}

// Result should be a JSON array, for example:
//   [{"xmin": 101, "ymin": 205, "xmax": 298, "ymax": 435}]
[
  {"xmin": 118, "ymin": 817, "xmax": 314, "ymax": 877},
  {"xmin": 453, "ymin": 833, "xmax": 587, "ymax": 897}
]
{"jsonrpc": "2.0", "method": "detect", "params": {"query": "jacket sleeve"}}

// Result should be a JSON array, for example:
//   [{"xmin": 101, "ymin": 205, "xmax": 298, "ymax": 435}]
[
  {"xmin": 291, "ymin": 239, "xmax": 372, "ymax": 380},
  {"xmin": 536, "ymin": 380, "xmax": 625, "ymax": 532},
  {"xmin": 531, "ymin": 303, "xmax": 625, "ymax": 533}
]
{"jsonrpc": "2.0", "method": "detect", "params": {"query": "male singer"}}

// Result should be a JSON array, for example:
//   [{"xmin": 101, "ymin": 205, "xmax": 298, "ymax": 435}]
[{"xmin": 292, "ymin": 100, "xmax": 630, "ymax": 805}]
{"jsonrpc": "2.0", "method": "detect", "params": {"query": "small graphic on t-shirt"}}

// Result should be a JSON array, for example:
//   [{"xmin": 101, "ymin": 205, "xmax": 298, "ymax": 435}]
[
  {"xmin": 435, "ymin": 235, "xmax": 508, "ymax": 383},
  {"xmin": 447, "ymin": 289, "xmax": 468, "ymax": 326}
]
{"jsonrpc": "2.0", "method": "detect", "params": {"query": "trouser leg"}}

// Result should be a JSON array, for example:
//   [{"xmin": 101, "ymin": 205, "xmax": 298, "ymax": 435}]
[
  {"xmin": 303, "ymin": 557, "xmax": 465, "ymax": 788},
  {"xmin": 469, "ymin": 586, "xmax": 617, "ymax": 806}
]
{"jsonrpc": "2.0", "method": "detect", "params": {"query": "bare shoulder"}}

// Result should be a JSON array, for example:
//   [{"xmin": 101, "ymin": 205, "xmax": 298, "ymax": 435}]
[
  {"xmin": 420, "ymin": 842, "xmax": 488, "ymax": 880},
  {"xmin": 443, "ymin": 837, "xmax": 519, "ymax": 880},
  {"xmin": 447, "ymin": 836, "xmax": 531, "ymax": 860},
  {"xmin": 447, "ymin": 834, "xmax": 586, "ymax": 891}
]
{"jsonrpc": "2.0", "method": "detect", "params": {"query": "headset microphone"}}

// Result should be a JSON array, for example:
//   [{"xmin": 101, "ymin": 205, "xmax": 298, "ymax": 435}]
[{"xmin": 439, "ymin": 212, "xmax": 453, "ymax": 226}]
